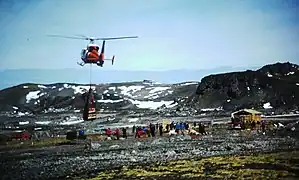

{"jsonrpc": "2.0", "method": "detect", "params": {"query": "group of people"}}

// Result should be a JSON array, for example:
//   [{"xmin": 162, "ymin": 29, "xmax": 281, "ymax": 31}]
[
  {"xmin": 131, "ymin": 121, "xmax": 207, "ymax": 138},
  {"xmin": 236, "ymin": 119, "xmax": 267, "ymax": 132},
  {"xmin": 102, "ymin": 121, "xmax": 208, "ymax": 140},
  {"xmin": 105, "ymin": 127, "xmax": 127, "ymax": 140},
  {"xmin": 132, "ymin": 123, "xmax": 164, "ymax": 138}
]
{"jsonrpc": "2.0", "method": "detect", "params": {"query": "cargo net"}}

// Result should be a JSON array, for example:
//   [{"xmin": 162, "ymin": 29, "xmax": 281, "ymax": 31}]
[{"xmin": 83, "ymin": 88, "xmax": 97, "ymax": 121}]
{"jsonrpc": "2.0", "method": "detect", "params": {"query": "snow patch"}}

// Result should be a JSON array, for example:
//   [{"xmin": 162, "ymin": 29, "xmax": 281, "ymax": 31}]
[
  {"xmin": 263, "ymin": 102, "xmax": 273, "ymax": 109},
  {"xmin": 72, "ymin": 85, "xmax": 95, "ymax": 94},
  {"xmin": 296, "ymin": 83, "xmax": 299, "ymax": 86},
  {"xmin": 97, "ymin": 99, "xmax": 124, "ymax": 103},
  {"xmin": 148, "ymin": 87, "xmax": 171, "ymax": 94},
  {"xmin": 26, "ymin": 91, "xmax": 41, "ymax": 103},
  {"xmin": 128, "ymin": 118, "xmax": 139, "ymax": 122},
  {"xmin": 19, "ymin": 121, "xmax": 29, "ymax": 125},
  {"xmin": 267, "ymin": 73, "xmax": 273, "ymax": 77},
  {"xmin": 129, "ymin": 99, "xmax": 177, "ymax": 109},
  {"xmin": 63, "ymin": 84, "xmax": 71, "ymax": 88},
  {"xmin": 60, "ymin": 119, "xmax": 84, "ymax": 125},
  {"xmin": 287, "ymin": 72, "xmax": 295, "ymax": 76},
  {"xmin": 201, "ymin": 107, "xmax": 223, "ymax": 111},
  {"xmin": 142, "ymin": 80, "xmax": 162, "ymax": 85},
  {"xmin": 108, "ymin": 87, "xmax": 116, "ymax": 91},
  {"xmin": 38, "ymin": 85, "xmax": 47, "ymax": 89},
  {"xmin": 35, "ymin": 121, "xmax": 51, "ymax": 125},
  {"xmin": 181, "ymin": 82, "xmax": 198, "ymax": 86},
  {"xmin": 17, "ymin": 112, "xmax": 30, "ymax": 116},
  {"xmin": 143, "ymin": 86, "xmax": 173, "ymax": 99},
  {"xmin": 118, "ymin": 86, "xmax": 144, "ymax": 97},
  {"xmin": 13, "ymin": 106, "xmax": 18, "ymax": 110},
  {"xmin": 23, "ymin": 86, "xmax": 29, "ymax": 88}
]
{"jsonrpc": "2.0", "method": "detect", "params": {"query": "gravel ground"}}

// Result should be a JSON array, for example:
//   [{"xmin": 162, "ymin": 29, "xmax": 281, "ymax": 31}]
[{"xmin": 1, "ymin": 123, "xmax": 299, "ymax": 180}]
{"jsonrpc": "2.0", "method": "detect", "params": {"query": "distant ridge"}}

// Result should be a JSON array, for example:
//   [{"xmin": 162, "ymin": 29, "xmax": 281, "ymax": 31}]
[{"xmin": 0, "ymin": 66, "xmax": 256, "ymax": 90}]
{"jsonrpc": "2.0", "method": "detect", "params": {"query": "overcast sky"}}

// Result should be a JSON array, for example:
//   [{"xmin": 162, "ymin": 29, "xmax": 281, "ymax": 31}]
[{"xmin": 0, "ymin": 0, "xmax": 298, "ymax": 71}]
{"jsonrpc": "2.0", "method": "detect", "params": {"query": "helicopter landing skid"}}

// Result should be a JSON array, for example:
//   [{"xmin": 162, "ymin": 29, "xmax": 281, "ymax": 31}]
[{"xmin": 77, "ymin": 62, "xmax": 85, "ymax": 66}]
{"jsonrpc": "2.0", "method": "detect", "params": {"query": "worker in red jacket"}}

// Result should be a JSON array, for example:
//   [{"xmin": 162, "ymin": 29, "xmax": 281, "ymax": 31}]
[
  {"xmin": 115, "ymin": 128, "xmax": 120, "ymax": 140},
  {"xmin": 106, "ymin": 128, "xmax": 112, "ymax": 137}
]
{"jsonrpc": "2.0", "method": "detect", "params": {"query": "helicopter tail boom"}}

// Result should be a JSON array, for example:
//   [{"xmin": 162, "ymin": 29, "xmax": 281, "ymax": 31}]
[
  {"xmin": 99, "ymin": 40, "xmax": 105, "ymax": 61},
  {"xmin": 104, "ymin": 55, "xmax": 115, "ymax": 65}
]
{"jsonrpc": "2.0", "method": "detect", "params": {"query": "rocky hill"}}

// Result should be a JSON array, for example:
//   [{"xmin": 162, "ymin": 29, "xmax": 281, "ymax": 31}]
[
  {"xmin": 0, "ymin": 80, "xmax": 199, "ymax": 117},
  {"xmin": 187, "ymin": 62, "xmax": 299, "ymax": 114},
  {"xmin": 1, "ymin": 62, "xmax": 299, "ymax": 118}
]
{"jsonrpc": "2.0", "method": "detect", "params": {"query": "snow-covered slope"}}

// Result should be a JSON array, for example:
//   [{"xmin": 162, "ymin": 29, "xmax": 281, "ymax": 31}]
[{"xmin": 0, "ymin": 80, "xmax": 199, "ymax": 116}]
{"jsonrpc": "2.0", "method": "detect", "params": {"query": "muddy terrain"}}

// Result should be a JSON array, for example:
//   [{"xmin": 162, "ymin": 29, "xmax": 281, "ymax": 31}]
[{"xmin": 1, "ymin": 122, "xmax": 299, "ymax": 180}]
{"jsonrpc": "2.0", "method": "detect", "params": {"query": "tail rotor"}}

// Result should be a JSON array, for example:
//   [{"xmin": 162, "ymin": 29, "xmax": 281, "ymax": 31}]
[{"xmin": 112, "ymin": 55, "xmax": 115, "ymax": 65}]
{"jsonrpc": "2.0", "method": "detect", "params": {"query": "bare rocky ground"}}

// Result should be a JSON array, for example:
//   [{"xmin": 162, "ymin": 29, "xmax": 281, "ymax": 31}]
[{"xmin": 1, "ymin": 121, "xmax": 299, "ymax": 180}]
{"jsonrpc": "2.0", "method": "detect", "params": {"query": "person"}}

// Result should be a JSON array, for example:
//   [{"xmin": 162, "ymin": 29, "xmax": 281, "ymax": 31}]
[
  {"xmin": 180, "ymin": 123, "xmax": 185, "ymax": 130},
  {"xmin": 166, "ymin": 124, "xmax": 170, "ymax": 132},
  {"xmin": 251, "ymin": 121, "xmax": 256, "ymax": 130},
  {"xmin": 198, "ymin": 123, "xmax": 205, "ymax": 135},
  {"xmin": 240, "ymin": 120, "xmax": 245, "ymax": 130},
  {"xmin": 146, "ymin": 127, "xmax": 151, "ymax": 137},
  {"xmin": 159, "ymin": 124, "xmax": 163, "ymax": 136},
  {"xmin": 170, "ymin": 121, "xmax": 174, "ymax": 130},
  {"xmin": 85, "ymin": 139, "xmax": 92, "ymax": 150},
  {"xmin": 106, "ymin": 128, "xmax": 112, "ymax": 137},
  {"xmin": 175, "ymin": 123, "xmax": 180, "ymax": 134},
  {"xmin": 135, "ymin": 127, "xmax": 141, "ymax": 138},
  {"xmin": 122, "ymin": 127, "xmax": 127, "ymax": 139},
  {"xmin": 261, "ymin": 120, "xmax": 266, "ymax": 133},
  {"xmin": 185, "ymin": 123, "xmax": 189, "ymax": 130},
  {"xmin": 132, "ymin": 125, "xmax": 136, "ymax": 134},
  {"xmin": 180, "ymin": 123, "xmax": 185, "ymax": 135},
  {"xmin": 150, "ymin": 123, "xmax": 156, "ymax": 137},
  {"xmin": 115, "ymin": 128, "xmax": 120, "ymax": 140}
]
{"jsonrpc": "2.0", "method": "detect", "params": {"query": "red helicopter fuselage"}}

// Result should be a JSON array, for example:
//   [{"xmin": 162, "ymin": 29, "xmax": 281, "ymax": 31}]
[
  {"xmin": 80, "ymin": 40, "xmax": 114, "ymax": 67},
  {"xmin": 81, "ymin": 41, "xmax": 105, "ymax": 65}
]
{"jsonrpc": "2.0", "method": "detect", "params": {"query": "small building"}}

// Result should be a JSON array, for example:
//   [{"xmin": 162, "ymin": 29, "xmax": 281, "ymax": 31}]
[{"xmin": 231, "ymin": 109, "xmax": 262, "ymax": 126}]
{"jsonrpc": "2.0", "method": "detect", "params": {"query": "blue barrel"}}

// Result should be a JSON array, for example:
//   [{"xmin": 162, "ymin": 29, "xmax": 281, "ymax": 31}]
[{"xmin": 79, "ymin": 130, "xmax": 85, "ymax": 136}]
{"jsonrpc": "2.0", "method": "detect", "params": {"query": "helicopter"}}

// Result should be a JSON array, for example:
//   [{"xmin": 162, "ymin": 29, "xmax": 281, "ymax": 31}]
[{"xmin": 47, "ymin": 34, "xmax": 138, "ymax": 67}]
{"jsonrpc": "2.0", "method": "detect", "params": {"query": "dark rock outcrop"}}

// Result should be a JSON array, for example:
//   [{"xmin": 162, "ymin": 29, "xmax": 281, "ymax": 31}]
[{"xmin": 187, "ymin": 62, "xmax": 299, "ymax": 113}]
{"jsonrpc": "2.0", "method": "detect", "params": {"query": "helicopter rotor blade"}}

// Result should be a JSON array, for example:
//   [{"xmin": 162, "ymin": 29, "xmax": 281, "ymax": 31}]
[
  {"xmin": 47, "ymin": 34, "xmax": 88, "ymax": 40},
  {"xmin": 75, "ymin": 34, "xmax": 89, "ymax": 38},
  {"xmin": 94, "ymin": 36, "xmax": 138, "ymax": 41},
  {"xmin": 47, "ymin": 34, "xmax": 138, "ymax": 41}
]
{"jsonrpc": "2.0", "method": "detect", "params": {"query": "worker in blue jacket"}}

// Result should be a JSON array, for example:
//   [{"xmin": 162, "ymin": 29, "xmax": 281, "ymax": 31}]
[{"xmin": 175, "ymin": 123, "xmax": 180, "ymax": 134}]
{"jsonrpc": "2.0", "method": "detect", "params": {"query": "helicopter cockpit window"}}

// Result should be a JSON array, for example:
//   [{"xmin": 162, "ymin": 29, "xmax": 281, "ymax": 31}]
[
  {"xmin": 88, "ymin": 46, "xmax": 99, "ymax": 52},
  {"xmin": 88, "ymin": 47, "xmax": 93, "ymax": 52}
]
